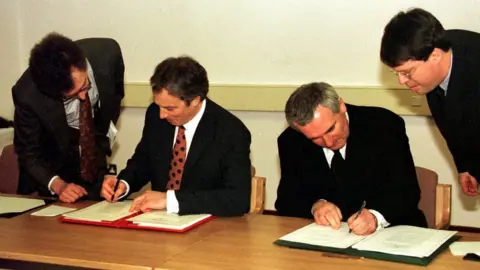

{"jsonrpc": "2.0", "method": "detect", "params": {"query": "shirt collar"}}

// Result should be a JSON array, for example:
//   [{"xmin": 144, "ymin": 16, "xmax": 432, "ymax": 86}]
[
  {"xmin": 183, "ymin": 99, "xmax": 206, "ymax": 131},
  {"xmin": 439, "ymin": 52, "xmax": 453, "ymax": 93}
]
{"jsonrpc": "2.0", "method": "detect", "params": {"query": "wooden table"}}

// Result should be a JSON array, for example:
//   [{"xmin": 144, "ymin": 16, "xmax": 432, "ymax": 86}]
[{"xmin": 0, "ymin": 202, "xmax": 479, "ymax": 269}]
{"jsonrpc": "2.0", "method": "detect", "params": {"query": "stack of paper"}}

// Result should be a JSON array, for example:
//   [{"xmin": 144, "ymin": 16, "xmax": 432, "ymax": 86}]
[
  {"xmin": 449, "ymin": 242, "xmax": 480, "ymax": 256},
  {"xmin": 0, "ymin": 196, "xmax": 45, "ymax": 215},
  {"xmin": 128, "ymin": 211, "xmax": 212, "ymax": 231}
]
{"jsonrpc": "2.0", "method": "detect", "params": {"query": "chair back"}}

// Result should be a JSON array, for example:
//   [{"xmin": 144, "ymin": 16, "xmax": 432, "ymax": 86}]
[
  {"xmin": 250, "ymin": 166, "xmax": 266, "ymax": 214},
  {"xmin": 0, "ymin": 144, "xmax": 19, "ymax": 194},
  {"xmin": 415, "ymin": 166, "xmax": 451, "ymax": 229}
]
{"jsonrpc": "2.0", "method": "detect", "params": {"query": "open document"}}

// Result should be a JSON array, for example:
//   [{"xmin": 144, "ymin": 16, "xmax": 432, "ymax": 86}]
[
  {"xmin": 275, "ymin": 222, "xmax": 459, "ymax": 266},
  {"xmin": 0, "ymin": 195, "xmax": 45, "ymax": 215},
  {"xmin": 62, "ymin": 200, "xmax": 136, "ymax": 222},
  {"xmin": 60, "ymin": 200, "xmax": 213, "ymax": 232}
]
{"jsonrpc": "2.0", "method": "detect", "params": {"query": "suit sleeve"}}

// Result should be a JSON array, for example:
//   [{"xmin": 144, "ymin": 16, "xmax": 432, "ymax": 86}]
[
  {"xmin": 117, "ymin": 105, "xmax": 155, "ymax": 192},
  {"xmin": 175, "ymin": 126, "xmax": 252, "ymax": 217},
  {"xmin": 368, "ymin": 115, "xmax": 423, "ymax": 226},
  {"xmin": 13, "ymin": 89, "xmax": 56, "ymax": 187},
  {"xmin": 275, "ymin": 133, "xmax": 318, "ymax": 218}
]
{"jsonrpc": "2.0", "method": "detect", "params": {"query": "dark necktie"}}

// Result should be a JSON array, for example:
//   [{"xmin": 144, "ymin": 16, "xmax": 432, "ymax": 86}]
[
  {"xmin": 166, "ymin": 126, "xmax": 187, "ymax": 190},
  {"xmin": 79, "ymin": 92, "xmax": 97, "ymax": 182},
  {"xmin": 330, "ymin": 150, "xmax": 345, "ymax": 185}
]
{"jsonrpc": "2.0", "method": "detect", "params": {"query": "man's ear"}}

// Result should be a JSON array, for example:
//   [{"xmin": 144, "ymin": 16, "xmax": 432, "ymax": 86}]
[
  {"xmin": 189, "ymin": 96, "xmax": 201, "ymax": 107},
  {"xmin": 338, "ymin": 98, "xmax": 347, "ymax": 113},
  {"xmin": 429, "ymin": 48, "xmax": 443, "ymax": 63}
]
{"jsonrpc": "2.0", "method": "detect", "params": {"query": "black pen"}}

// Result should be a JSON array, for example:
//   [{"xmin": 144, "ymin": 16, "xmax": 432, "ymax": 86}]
[
  {"xmin": 111, "ymin": 179, "xmax": 120, "ymax": 202},
  {"xmin": 349, "ymin": 200, "xmax": 366, "ymax": 234}
]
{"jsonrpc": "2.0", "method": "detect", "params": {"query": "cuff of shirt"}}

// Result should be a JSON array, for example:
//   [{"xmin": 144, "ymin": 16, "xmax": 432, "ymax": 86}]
[
  {"xmin": 117, "ymin": 180, "xmax": 130, "ymax": 200},
  {"xmin": 48, "ymin": 175, "xmax": 59, "ymax": 195},
  {"xmin": 368, "ymin": 209, "xmax": 390, "ymax": 231},
  {"xmin": 166, "ymin": 190, "xmax": 179, "ymax": 214}
]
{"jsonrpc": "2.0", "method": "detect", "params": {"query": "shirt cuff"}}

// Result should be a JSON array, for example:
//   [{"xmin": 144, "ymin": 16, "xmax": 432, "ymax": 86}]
[
  {"xmin": 117, "ymin": 180, "xmax": 130, "ymax": 200},
  {"xmin": 48, "ymin": 175, "xmax": 59, "ymax": 195},
  {"xmin": 166, "ymin": 190, "xmax": 179, "ymax": 214},
  {"xmin": 368, "ymin": 209, "xmax": 390, "ymax": 230}
]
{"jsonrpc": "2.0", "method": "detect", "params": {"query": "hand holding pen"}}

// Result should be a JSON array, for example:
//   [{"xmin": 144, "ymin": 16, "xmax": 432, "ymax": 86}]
[{"xmin": 347, "ymin": 200, "xmax": 377, "ymax": 236}]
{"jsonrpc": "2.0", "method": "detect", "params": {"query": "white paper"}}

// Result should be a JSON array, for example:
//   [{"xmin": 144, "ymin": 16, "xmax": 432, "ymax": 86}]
[
  {"xmin": 352, "ymin": 225, "xmax": 457, "ymax": 258},
  {"xmin": 449, "ymin": 242, "xmax": 480, "ymax": 256},
  {"xmin": 127, "ymin": 210, "xmax": 211, "ymax": 230},
  {"xmin": 279, "ymin": 222, "xmax": 367, "ymax": 249},
  {"xmin": 63, "ymin": 200, "xmax": 135, "ymax": 222},
  {"xmin": 0, "ymin": 196, "xmax": 45, "ymax": 214},
  {"xmin": 31, "ymin": 205, "xmax": 77, "ymax": 217}
]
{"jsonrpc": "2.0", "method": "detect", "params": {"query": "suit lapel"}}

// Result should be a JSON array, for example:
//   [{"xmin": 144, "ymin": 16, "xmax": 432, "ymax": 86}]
[{"xmin": 182, "ymin": 102, "xmax": 215, "ymax": 180}]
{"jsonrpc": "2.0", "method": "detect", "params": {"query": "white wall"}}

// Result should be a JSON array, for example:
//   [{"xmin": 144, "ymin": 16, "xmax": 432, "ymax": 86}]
[
  {"xmin": 2, "ymin": 0, "xmax": 480, "ymax": 226},
  {"xmin": 0, "ymin": 1, "xmax": 21, "ymax": 118}
]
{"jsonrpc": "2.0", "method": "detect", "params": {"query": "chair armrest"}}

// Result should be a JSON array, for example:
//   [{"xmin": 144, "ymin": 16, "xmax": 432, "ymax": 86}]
[
  {"xmin": 250, "ymin": 176, "xmax": 266, "ymax": 214},
  {"xmin": 435, "ymin": 184, "xmax": 451, "ymax": 230}
]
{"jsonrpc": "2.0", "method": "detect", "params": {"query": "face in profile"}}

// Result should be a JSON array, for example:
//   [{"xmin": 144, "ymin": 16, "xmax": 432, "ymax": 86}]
[
  {"xmin": 296, "ymin": 99, "xmax": 349, "ymax": 150},
  {"xmin": 153, "ymin": 89, "xmax": 202, "ymax": 126},
  {"xmin": 391, "ymin": 48, "xmax": 446, "ymax": 95}
]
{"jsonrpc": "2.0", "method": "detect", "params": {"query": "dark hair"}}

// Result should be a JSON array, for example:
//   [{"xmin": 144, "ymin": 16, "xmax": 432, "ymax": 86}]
[
  {"xmin": 285, "ymin": 82, "xmax": 340, "ymax": 128},
  {"xmin": 380, "ymin": 8, "xmax": 451, "ymax": 67},
  {"xmin": 29, "ymin": 32, "xmax": 86, "ymax": 98},
  {"xmin": 150, "ymin": 56, "xmax": 209, "ymax": 105}
]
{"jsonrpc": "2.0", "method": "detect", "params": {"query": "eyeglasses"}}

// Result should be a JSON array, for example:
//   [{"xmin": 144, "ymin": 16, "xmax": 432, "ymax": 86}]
[
  {"xmin": 390, "ymin": 62, "xmax": 424, "ymax": 80},
  {"xmin": 63, "ymin": 77, "xmax": 91, "ymax": 102}
]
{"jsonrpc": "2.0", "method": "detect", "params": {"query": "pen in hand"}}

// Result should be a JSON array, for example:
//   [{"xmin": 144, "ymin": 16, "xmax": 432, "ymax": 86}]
[
  {"xmin": 349, "ymin": 200, "xmax": 366, "ymax": 234},
  {"xmin": 111, "ymin": 178, "xmax": 120, "ymax": 202}
]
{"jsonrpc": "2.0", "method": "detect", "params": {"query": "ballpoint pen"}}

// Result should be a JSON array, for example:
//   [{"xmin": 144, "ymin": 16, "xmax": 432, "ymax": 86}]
[
  {"xmin": 111, "ymin": 179, "xmax": 120, "ymax": 202},
  {"xmin": 349, "ymin": 200, "xmax": 366, "ymax": 233}
]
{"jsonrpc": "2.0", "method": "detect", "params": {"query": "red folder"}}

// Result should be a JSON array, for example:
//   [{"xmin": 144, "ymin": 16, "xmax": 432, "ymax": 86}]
[{"xmin": 59, "ymin": 212, "xmax": 214, "ymax": 233}]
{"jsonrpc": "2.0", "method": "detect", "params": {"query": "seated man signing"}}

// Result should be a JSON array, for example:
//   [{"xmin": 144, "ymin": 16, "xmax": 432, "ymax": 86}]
[
  {"xmin": 275, "ymin": 82, "xmax": 427, "ymax": 235},
  {"xmin": 101, "ymin": 56, "xmax": 252, "ymax": 217}
]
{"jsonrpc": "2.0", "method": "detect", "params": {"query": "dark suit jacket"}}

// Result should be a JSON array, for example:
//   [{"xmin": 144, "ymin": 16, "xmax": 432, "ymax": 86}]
[
  {"xmin": 118, "ymin": 99, "xmax": 252, "ymax": 217},
  {"xmin": 275, "ymin": 104, "xmax": 427, "ymax": 227},
  {"xmin": 427, "ymin": 29, "xmax": 480, "ymax": 178},
  {"xmin": 12, "ymin": 38, "xmax": 125, "ymax": 197}
]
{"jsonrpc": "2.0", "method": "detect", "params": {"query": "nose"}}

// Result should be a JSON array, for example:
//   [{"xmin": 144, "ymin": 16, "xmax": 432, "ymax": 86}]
[
  {"xmin": 323, "ymin": 135, "xmax": 334, "ymax": 148},
  {"xmin": 159, "ymin": 109, "xmax": 168, "ymax": 119},
  {"xmin": 397, "ymin": 74, "xmax": 409, "ymax": 85}
]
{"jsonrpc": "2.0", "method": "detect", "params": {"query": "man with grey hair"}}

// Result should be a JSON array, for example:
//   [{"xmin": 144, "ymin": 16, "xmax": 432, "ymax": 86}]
[{"xmin": 275, "ymin": 82, "xmax": 426, "ymax": 235}]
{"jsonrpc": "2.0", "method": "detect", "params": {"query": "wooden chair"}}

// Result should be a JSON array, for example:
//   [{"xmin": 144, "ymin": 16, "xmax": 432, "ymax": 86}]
[
  {"xmin": 415, "ymin": 166, "xmax": 451, "ymax": 229},
  {"xmin": 128, "ymin": 165, "xmax": 267, "ymax": 214},
  {"xmin": 0, "ymin": 144, "xmax": 19, "ymax": 194},
  {"xmin": 250, "ymin": 166, "xmax": 266, "ymax": 214}
]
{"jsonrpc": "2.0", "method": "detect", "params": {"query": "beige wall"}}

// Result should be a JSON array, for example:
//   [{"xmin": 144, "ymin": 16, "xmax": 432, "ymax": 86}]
[
  {"xmin": 1, "ymin": 0, "xmax": 479, "ymax": 227},
  {"xmin": 0, "ymin": 1, "xmax": 20, "ymax": 118}
]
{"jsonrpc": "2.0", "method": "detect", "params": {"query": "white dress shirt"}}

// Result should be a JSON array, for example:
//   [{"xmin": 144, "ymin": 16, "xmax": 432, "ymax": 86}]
[{"xmin": 121, "ymin": 99, "xmax": 207, "ymax": 213}]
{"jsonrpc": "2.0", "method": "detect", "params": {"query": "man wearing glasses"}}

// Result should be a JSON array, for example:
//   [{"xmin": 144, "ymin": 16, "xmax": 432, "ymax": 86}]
[
  {"xmin": 12, "ymin": 33, "xmax": 124, "ymax": 202},
  {"xmin": 380, "ymin": 8, "xmax": 480, "ymax": 196}
]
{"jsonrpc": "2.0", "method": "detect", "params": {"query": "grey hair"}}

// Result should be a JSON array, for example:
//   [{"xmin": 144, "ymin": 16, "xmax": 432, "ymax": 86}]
[{"xmin": 285, "ymin": 82, "xmax": 340, "ymax": 128}]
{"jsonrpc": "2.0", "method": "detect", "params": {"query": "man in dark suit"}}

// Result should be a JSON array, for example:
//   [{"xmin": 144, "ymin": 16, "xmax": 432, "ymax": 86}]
[
  {"xmin": 101, "ymin": 56, "xmax": 252, "ymax": 217},
  {"xmin": 12, "ymin": 33, "xmax": 124, "ymax": 202},
  {"xmin": 381, "ymin": 8, "xmax": 480, "ymax": 196},
  {"xmin": 275, "ymin": 82, "xmax": 426, "ymax": 235}
]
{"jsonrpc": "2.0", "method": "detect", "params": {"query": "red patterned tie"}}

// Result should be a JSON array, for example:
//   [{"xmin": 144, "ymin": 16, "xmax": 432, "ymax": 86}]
[
  {"xmin": 166, "ymin": 126, "xmax": 186, "ymax": 190},
  {"xmin": 79, "ymin": 92, "xmax": 97, "ymax": 182}
]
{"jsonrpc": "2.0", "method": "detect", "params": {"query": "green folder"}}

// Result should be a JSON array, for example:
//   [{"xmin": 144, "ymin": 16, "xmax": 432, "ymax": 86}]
[{"xmin": 274, "ymin": 235, "xmax": 460, "ymax": 266}]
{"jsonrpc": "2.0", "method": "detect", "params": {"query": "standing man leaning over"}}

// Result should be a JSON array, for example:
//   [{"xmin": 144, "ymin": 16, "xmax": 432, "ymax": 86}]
[
  {"xmin": 275, "ymin": 82, "xmax": 426, "ymax": 235},
  {"xmin": 101, "ymin": 56, "xmax": 252, "ymax": 217},
  {"xmin": 12, "ymin": 33, "xmax": 124, "ymax": 202},
  {"xmin": 381, "ymin": 8, "xmax": 480, "ymax": 196}
]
